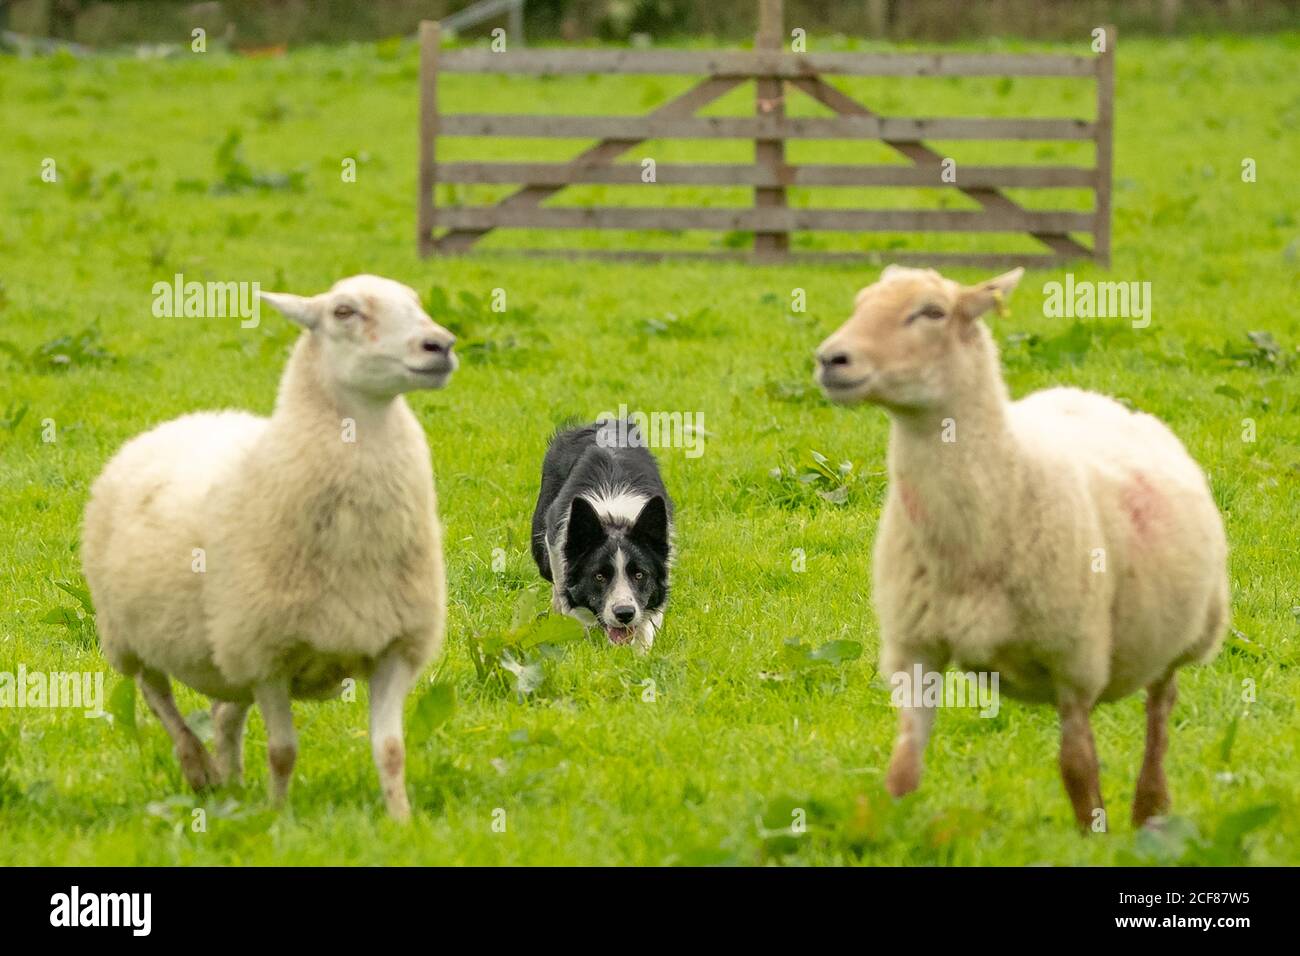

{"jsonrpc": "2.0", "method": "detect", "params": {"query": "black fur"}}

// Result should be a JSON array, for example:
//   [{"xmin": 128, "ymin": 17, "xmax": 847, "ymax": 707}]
[{"xmin": 530, "ymin": 421, "xmax": 674, "ymax": 629}]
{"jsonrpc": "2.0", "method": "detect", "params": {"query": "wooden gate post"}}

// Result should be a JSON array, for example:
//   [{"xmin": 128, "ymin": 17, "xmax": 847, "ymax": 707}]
[
  {"xmin": 1094, "ymin": 25, "xmax": 1115, "ymax": 267},
  {"xmin": 509, "ymin": 0, "xmax": 525, "ymax": 46},
  {"xmin": 417, "ymin": 20, "xmax": 440, "ymax": 257},
  {"xmin": 867, "ymin": 0, "xmax": 890, "ymax": 36},
  {"xmin": 753, "ymin": 0, "xmax": 788, "ymax": 258}
]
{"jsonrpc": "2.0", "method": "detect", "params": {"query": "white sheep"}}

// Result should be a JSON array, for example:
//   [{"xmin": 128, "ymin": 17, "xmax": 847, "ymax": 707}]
[
  {"xmin": 815, "ymin": 265, "xmax": 1228, "ymax": 829},
  {"xmin": 82, "ymin": 275, "xmax": 457, "ymax": 820}
]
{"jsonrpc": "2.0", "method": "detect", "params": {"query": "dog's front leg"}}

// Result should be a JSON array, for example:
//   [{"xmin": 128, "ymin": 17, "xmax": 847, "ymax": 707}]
[{"xmin": 632, "ymin": 612, "xmax": 662, "ymax": 655}]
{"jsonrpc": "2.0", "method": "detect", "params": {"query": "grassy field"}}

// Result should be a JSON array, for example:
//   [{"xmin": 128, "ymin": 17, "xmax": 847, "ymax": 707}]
[{"xmin": 0, "ymin": 31, "xmax": 1297, "ymax": 866}]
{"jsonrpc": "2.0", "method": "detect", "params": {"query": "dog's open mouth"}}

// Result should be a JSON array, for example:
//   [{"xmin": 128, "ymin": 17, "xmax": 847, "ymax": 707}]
[{"xmin": 605, "ymin": 625, "xmax": 634, "ymax": 645}]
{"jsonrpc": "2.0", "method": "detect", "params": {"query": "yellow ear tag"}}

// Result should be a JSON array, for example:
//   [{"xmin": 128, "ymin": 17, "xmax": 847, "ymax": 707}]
[{"xmin": 991, "ymin": 288, "xmax": 1010, "ymax": 318}]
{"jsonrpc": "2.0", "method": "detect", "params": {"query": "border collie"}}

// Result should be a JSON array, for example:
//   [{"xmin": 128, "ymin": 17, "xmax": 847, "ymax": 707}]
[{"xmin": 530, "ymin": 420, "xmax": 674, "ymax": 651}]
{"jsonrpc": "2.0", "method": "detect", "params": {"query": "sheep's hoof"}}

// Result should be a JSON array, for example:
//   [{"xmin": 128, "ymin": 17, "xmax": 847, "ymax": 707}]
[
  {"xmin": 1132, "ymin": 789, "xmax": 1170, "ymax": 828},
  {"xmin": 885, "ymin": 749, "xmax": 921, "ymax": 798},
  {"xmin": 179, "ymin": 745, "xmax": 222, "ymax": 793},
  {"xmin": 215, "ymin": 762, "xmax": 243, "ymax": 788},
  {"xmin": 385, "ymin": 792, "xmax": 412, "ymax": 823}
]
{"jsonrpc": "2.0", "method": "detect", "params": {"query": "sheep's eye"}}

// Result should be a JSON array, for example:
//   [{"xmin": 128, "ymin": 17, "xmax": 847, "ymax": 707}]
[
  {"xmin": 910, "ymin": 304, "xmax": 946, "ymax": 322},
  {"xmin": 334, "ymin": 304, "xmax": 356, "ymax": 319}
]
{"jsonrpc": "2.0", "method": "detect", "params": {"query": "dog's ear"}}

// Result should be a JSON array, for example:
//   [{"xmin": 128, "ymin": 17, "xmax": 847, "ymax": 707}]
[
  {"xmin": 564, "ymin": 497, "xmax": 605, "ymax": 562},
  {"xmin": 630, "ymin": 496, "xmax": 669, "ymax": 557}
]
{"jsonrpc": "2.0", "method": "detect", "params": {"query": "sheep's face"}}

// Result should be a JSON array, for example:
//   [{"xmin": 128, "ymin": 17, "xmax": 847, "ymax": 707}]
[
  {"xmin": 261, "ymin": 275, "xmax": 457, "ymax": 400},
  {"xmin": 814, "ymin": 265, "xmax": 1022, "ymax": 411}
]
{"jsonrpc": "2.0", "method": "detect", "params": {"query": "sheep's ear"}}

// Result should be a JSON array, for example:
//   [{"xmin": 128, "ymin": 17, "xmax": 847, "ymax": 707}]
[
  {"xmin": 957, "ymin": 267, "xmax": 1024, "ymax": 320},
  {"xmin": 258, "ymin": 291, "xmax": 320, "ymax": 330},
  {"xmin": 880, "ymin": 264, "xmax": 909, "ymax": 281}
]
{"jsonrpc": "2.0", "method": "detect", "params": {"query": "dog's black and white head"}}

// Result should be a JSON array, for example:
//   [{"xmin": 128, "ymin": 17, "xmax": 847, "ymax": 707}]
[{"xmin": 562, "ymin": 494, "xmax": 670, "ymax": 646}]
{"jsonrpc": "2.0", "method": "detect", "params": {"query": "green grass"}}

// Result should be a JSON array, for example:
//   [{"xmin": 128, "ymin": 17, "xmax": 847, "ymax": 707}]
[{"xmin": 0, "ymin": 32, "xmax": 1297, "ymax": 866}]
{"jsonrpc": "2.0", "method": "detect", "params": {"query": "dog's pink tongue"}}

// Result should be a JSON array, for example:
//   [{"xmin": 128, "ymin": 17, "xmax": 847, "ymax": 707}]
[{"xmin": 606, "ymin": 626, "xmax": 633, "ymax": 645}]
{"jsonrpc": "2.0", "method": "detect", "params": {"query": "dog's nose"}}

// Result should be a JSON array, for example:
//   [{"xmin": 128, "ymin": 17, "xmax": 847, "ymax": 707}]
[
  {"xmin": 421, "ymin": 334, "xmax": 455, "ymax": 355},
  {"xmin": 612, "ymin": 605, "xmax": 636, "ymax": 624},
  {"xmin": 817, "ymin": 349, "xmax": 852, "ymax": 370}
]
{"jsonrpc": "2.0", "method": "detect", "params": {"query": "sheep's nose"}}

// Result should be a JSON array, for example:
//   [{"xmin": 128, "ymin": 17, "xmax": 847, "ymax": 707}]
[
  {"xmin": 817, "ymin": 349, "xmax": 852, "ymax": 370},
  {"xmin": 421, "ymin": 334, "xmax": 455, "ymax": 355},
  {"xmin": 612, "ymin": 604, "xmax": 636, "ymax": 624}
]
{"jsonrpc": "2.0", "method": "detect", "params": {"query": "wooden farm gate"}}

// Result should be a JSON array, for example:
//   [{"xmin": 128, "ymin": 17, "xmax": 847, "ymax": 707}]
[{"xmin": 416, "ymin": 4, "xmax": 1114, "ymax": 268}]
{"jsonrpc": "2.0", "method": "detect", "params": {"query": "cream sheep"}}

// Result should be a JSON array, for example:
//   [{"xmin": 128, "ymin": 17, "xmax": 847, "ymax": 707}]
[
  {"xmin": 814, "ymin": 265, "xmax": 1228, "ymax": 829},
  {"xmin": 82, "ymin": 275, "xmax": 457, "ymax": 820}
]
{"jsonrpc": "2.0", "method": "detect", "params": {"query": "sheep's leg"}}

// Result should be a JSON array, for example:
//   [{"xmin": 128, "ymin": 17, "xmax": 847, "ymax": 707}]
[
  {"xmin": 369, "ymin": 650, "xmax": 417, "ymax": 822},
  {"xmin": 1132, "ymin": 673, "xmax": 1177, "ymax": 827},
  {"xmin": 254, "ymin": 682, "xmax": 297, "ymax": 808},
  {"xmin": 883, "ymin": 653, "xmax": 942, "ymax": 797},
  {"xmin": 136, "ymin": 670, "xmax": 220, "ymax": 792},
  {"xmin": 1058, "ymin": 698, "xmax": 1105, "ymax": 832},
  {"xmin": 886, "ymin": 705, "xmax": 936, "ymax": 797},
  {"xmin": 212, "ymin": 700, "xmax": 251, "ymax": 786}
]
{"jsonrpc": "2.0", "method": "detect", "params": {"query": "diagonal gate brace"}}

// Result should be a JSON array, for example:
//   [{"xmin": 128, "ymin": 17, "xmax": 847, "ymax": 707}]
[
  {"xmin": 789, "ymin": 76, "xmax": 1092, "ymax": 260},
  {"xmin": 433, "ymin": 76, "xmax": 743, "ymax": 254}
]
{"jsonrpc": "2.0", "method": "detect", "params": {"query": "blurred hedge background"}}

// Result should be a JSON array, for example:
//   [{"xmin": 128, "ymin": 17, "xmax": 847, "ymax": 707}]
[{"xmin": 4, "ymin": 0, "xmax": 1298, "ymax": 47}]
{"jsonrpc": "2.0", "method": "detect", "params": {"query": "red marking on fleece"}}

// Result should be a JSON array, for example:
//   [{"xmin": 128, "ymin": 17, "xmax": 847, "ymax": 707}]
[
  {"xmin": 898, "ymin": 481, "xmax": 926, "ymax": 524},
  {"xmin": 1122, "ymin": 472, "xmax": 1162, "ymax": 541}
]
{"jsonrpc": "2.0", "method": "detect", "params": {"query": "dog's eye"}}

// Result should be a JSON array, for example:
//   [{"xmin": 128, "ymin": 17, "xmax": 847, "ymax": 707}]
[
  {"xmin": 634, "ymin": 571, "xmax": 644, "ymax": 581},
  {"xmin": 594, "ymin": 573, "xmax": 606, "ymax": 583},
  {"xmin": 334, "ymin": 304, "xmax": 356, "ymax": 319}
]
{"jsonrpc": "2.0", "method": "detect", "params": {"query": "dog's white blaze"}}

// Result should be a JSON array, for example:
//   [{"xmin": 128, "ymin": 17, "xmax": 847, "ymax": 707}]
[
  {"xmin": 602, "ymin": 546, "xmax": 640, "ymax": 627},
  {"xmin": 583, "ymin": 486, "xmax": 649, "ymax": 527}
]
